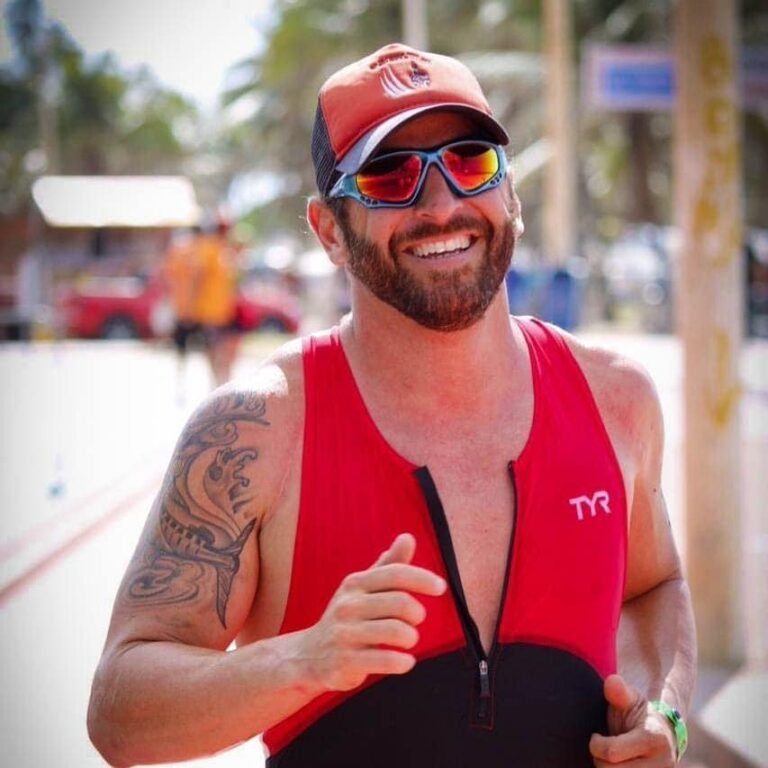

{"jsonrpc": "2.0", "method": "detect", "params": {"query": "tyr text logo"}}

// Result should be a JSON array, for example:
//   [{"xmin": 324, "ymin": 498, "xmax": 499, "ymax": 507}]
[{"xmin": 569, "ymin": 490, "xmax": 611, "ymax": 521}]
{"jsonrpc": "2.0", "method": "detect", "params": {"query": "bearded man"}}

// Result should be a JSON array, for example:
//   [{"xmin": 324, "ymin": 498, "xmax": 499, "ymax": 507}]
[{"xmin": 89, "ymin": 44, "xmax": 696, "ymax": 768}]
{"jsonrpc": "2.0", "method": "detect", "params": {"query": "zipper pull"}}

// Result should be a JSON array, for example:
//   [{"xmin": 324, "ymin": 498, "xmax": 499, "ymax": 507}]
[
  {"xmin": 477, "ymin": 659, "xmax": 491, "ymax": 720},
  {"xmin": 479, "ymin": 660, "xmax": 490, "ymax": 698}
]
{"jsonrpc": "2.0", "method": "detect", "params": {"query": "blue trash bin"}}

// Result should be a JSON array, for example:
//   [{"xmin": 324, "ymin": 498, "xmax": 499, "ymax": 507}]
[{"xmin": 541, "ymin": 268, "xmax": 580, "ymax": 330}]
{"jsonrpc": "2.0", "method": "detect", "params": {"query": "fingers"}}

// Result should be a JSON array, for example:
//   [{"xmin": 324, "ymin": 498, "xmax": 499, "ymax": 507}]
[
  {"xmin": 590, "ymin": 727, "xmax": 672, "ymax": 765},
  {"xmin": 363, "ymin": 534, "xmax": 446, "ymax": 597},
  {"xmin": 590, "ymin": 729, "xmax": 649, "ymax": 763},
  {"xmin": 301, "ymin": 638, "xmax": 419, "ymax": 693},
  {"xmin": 603, "ymin": 674, "xmax": 647, "ymax": 738},
  {"xmin": 604, "ymin": 674, "xmax": 641, "ymax": 714},
  {"xmin": 346, "ymin": 563, "xmax": 446, "ymax": 597},
  {"xmin": 591, "ymin": 674, "xmax": 673, "ymax": 765},
  {"xmin": 372, "ymin": 532, "xmax": 416, "ymax": 567},
  {"xmin": 306, "ymin": 534, "xmax": 447, "ymax": 692},
  {"xmin": 338, "ymin": 617, "xmax": 420, "ymax": 650},
  {"xmin": 342, "ymin": 590, "xmax": 428, "ymax": 626},
  {"xmin": 345, "ymin": 648, "xmax": 417, "ymax": 677}
]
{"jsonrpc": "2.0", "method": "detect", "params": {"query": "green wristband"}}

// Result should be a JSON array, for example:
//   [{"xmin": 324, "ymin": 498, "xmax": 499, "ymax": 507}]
[{"xmin": 650, "ymin": 700, "xmax": 688, "ymax": 762}]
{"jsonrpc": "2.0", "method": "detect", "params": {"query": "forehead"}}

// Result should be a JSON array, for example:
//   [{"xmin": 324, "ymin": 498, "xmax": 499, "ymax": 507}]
[{"xmin": 379, "ymin": 111, "xmax": 480, "ymax": 151}]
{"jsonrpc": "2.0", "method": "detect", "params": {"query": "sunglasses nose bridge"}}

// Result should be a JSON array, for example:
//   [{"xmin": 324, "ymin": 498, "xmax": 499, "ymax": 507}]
[
  {"xmin": 413, "ymin": 153, "xmax": 464, "ymax": 209},
  {"xmin": 423, "ymin": 150, "xmax": 454, "ymax": 186}
]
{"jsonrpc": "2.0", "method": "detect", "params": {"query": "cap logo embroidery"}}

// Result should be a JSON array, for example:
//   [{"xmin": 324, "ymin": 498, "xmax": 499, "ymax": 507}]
[{"xmin": 379, "ymin": 62, "xmax": 432, "ymax": 99}]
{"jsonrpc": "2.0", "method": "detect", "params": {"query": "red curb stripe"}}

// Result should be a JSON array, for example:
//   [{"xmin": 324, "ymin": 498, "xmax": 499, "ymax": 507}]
[{"xmin": 0, "ymin": 473, "xmax": 161, "ymax": 607}]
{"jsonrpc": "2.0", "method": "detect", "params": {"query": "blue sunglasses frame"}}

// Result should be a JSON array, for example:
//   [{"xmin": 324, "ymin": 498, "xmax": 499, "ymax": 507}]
[{"xmin": 328, "ymin": 140, "xmax": 508, "ymax": 209}]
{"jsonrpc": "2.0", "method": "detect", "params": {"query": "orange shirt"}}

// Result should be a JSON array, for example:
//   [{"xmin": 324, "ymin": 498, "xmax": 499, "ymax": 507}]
[
  {"xmin": 163, "ymin": 239, "xmax": 198, "ymax": 322},
  {"xmin": 193, "ymin": 234, "xmax": 238, "ymax": 327}
]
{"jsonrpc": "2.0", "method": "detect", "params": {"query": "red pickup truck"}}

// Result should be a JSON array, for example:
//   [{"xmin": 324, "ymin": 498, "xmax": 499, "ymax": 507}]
[{"xmin": 56, "ymin": 274, "xmax": 301, "ymax": 340}]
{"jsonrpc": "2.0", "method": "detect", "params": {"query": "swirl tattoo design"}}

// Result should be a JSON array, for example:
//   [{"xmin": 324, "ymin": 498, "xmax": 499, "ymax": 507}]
[{"xmin": 125, "ymin": 392, "xmax": 269, "ymax": 627}]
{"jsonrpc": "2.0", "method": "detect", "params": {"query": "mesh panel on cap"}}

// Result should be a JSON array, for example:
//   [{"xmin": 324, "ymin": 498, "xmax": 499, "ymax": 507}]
[{"xmin": 311, "ymin": 102, "xmax": 339, "ymax": 196}]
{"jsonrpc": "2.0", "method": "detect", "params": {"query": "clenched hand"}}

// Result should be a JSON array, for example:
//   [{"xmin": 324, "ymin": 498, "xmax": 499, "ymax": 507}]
[
  {"xmin": 590, "ymin": 674, "xmax": 678, "ymax": 766},
  {"xmin": 301, "ymin": 533, "xmax": 447, "ymax": 693}
]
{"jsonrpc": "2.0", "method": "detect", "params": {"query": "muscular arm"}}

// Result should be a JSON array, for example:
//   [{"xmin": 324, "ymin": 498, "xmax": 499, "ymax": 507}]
[
  {"xmin": 617, "ymin": 482, "xmax": 696, "ymax": 716},
  {"xmin": 88, "ymin": 372, "xmax": 445, "ymax": 767},
  {"xmin": 589, "ymin": 354, "xmax": 697, "ymax": 764},
  {"xmin": 88, "ymin": 385, "xmax": 312, "ymax": 765}
]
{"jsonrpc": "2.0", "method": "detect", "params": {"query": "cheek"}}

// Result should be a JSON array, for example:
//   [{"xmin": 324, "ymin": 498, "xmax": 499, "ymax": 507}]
[
  {"xmin": 350, "ymin": 208, "xmax": 401, "ymax": 249},
  {"xmin": 502, "ymin": 183, "xmax": 524, "ymax": 237},
  {"xmin": 501, "ymin": 178, "xmax": 517, "ymax": 213},
  {"xmin": 474, "ymin": 192, "xmax": 515, "ymax": 234}
]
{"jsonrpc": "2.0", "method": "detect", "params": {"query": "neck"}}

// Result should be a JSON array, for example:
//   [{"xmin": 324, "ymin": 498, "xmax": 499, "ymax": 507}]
[{"xmin": 341, "ymin": 287, "xmax": 522, "ymax": 410}]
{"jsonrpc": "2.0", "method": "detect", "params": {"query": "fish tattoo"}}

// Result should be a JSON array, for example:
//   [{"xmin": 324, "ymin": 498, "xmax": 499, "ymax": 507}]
[{"xmin": 124, "ymin": 392, "xmax": 269, "ymax": 626}]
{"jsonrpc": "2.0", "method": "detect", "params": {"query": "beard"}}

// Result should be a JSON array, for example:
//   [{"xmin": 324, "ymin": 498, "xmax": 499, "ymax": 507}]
[{"xmin": 337, "ymin": 212, "xmax": 516, "ymax": 332}]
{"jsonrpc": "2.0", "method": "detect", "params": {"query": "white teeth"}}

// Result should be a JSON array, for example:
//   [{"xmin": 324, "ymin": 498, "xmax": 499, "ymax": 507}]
[{"xmin": 411, "ymin": 236, "xmax": 471, "ymax": 258}]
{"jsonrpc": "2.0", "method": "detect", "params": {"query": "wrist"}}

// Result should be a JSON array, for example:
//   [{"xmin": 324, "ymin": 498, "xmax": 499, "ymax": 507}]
[
  {"xmin": 650, "ymin": 699, "xmax": 688, "ymax": 763},
  {"xmin": 251, "ymin": 630, "xmax": 327, "ymax": 700},
  {"xmin": 284, "ymin": 628, "xmax": 331, "ymax": 697}
]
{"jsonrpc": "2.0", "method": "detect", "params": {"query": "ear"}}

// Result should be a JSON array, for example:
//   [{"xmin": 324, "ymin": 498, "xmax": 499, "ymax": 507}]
[
  {"xmin": 504, "ymin": 176, "xmax": 524, "ymax": 238},
  {"xmin": 307, "ymin": 198, "xmax": 349, "ymax": 266}
]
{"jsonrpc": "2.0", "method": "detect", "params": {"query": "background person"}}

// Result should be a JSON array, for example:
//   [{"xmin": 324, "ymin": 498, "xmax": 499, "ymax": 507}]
[
  {"xmin": 193, "ymin": 216, "xmax": 241, "ymax": 388},
  {"xmin": 88, "ymin": 44, "xmax": 696, "ymax": 767},
  {"xmin": 163, "ymin": 226, "xmax": 202, "ymax": 400}
]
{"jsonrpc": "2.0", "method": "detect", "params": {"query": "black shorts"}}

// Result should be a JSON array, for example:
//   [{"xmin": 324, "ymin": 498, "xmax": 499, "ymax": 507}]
[
  {"xmin": 173, "ymin": 321, "xmax": 201, "ymax": 353},
  {"xmin": 201, "ymin": 323, "xmax": 239, "ymax": 347}
]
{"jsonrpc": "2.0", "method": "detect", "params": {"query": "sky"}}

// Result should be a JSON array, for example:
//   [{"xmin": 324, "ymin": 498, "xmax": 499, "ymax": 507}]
[{"xmin": 0, "ymin": 0, "xmax": 273, "ymax": 109}]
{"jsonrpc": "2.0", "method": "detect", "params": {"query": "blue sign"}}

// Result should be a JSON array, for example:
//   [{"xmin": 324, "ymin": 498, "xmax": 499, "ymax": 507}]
[
  {"xmin": 584, "ymin": 45, "xmax": 768, "ymax": 111},
  {"xmin": 584, "ymin": 46, "xmax": 674, "ymax": 111},
  {"xmin": 604, "ymin": 63, "xmax": 675, "ymax": 106}
]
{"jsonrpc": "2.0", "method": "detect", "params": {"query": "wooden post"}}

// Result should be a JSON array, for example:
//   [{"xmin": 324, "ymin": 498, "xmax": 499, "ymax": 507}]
[
  {"xmin": 542, "ymin": 0, "xmax": 576, "ymax": 266},
  {"xmin": 674, "ymin": 0, "xmax": 744, "ymax": 665},
  {"xmin": 402, "ymin": 0, "xmax": 428, "ymax": 50}
]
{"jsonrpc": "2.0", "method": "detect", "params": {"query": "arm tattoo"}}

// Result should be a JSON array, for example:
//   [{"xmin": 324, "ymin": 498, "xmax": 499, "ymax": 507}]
[{"xmin": 123, "ymin": 391, "xmax": 269, "ymax": 627}]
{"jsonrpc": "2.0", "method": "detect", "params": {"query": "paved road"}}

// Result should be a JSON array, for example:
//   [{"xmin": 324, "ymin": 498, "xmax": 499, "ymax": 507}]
[
  {"xmin": 0, "ymin": 340, "xmax": 271, "ymax": 768},
  {"xmin": 0, "ymin": 332, "xmax": 765, "ymax": 767}
]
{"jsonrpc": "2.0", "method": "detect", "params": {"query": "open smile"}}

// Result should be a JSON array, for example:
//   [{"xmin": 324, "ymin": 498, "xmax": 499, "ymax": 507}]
[{"xmin": 406, "ymin": 234, "xmax": 477, "ymax": 260}]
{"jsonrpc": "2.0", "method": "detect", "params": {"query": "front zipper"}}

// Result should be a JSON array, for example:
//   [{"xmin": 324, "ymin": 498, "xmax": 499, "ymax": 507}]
[
  {"xmin": 414, "ymin": 463, "xmax": 519, "ymax": 728},
  {"xmin": 477, "ymin": 659, "xmax": 491, "ymax": 721}
]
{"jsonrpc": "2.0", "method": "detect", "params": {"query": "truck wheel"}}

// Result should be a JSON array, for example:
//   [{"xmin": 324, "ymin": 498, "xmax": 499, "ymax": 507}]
[
  {"xmin": 101, "ymin": 315, "xmax": 139, "ymax": 339},
  {"xmin": 258, "ymin": 316, "xmax": 288, "ymax": 333}
]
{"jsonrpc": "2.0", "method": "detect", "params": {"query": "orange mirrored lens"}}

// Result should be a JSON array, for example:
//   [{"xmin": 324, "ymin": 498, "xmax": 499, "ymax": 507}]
[
  {"xmin": 443, "ymin": 145, "xmax": 499, "ymax": 191},
  {"xmin": 354, "ymin": 143, "xmax": 501, "ymax": 203},
  {"xmin": 357, "ymin": 154, "xmax": 423, "ymax": 203}
]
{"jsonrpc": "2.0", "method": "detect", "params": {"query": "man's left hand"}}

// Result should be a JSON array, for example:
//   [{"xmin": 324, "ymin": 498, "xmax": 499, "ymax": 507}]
[{"xmin": 589, "ymin": 674, "xmax": 678, "ymax": 766}]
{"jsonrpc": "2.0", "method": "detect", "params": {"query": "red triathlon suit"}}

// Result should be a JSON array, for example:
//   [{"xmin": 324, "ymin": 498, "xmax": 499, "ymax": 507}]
[{"xmin": 263, "ymin": 317, "xmax": 628, "ymax": 767}]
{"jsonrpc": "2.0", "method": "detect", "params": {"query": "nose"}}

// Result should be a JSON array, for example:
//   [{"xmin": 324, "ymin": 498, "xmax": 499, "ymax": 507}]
[{"xmin": 413, "ymin": 163, "xmax": 462, "ymax": 219}]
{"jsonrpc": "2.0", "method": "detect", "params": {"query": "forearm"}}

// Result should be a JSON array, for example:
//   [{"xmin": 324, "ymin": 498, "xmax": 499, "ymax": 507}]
[
  {"xmin": 617, "ymin": 576, "xmax": 697, "ymax": 715},
  {"xmin": 88, "ymin": 630, "xmax": 320, "ymax": 767}
]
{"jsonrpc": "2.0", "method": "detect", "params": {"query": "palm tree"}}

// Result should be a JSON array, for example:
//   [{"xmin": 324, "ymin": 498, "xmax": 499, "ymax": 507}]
[{"xmin": 1, "ymin": 0, "xmax": 202, "ymax": 214}]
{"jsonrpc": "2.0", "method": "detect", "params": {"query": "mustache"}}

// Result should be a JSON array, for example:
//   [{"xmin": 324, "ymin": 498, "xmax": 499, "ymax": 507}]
[{"xmin": 390, "ymin": 214, "xmax": 491, "ymax": 250}]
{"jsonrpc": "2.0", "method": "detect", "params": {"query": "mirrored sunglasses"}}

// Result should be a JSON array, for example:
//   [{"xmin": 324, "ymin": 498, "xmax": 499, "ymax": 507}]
[{"xmin": 329, "ymin": 140, "xmax": 507, "ymax": 209}]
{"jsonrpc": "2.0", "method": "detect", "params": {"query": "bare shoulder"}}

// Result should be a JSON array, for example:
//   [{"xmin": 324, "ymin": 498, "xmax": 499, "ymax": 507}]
[
  {"xmin": 106, "ymin": 338, "xmax": 306, "ymax": 649},
  {"xmin": 176, "ymin": 336, "xmax": 305, "ymax": 512},
  {"xmin": 558, "ymin": 326, "xmax": 657, "ymax": 398},
  {"xmin": 537, "ymin": 327, "xmax": 682, "ymax": 597},
  {"xmin": 553, "ymin": 324, "xmax": 665, "ymax": 465}
]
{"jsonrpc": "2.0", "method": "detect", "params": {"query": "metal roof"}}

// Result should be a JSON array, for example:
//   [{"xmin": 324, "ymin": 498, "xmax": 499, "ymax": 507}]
[{"xmin": 32, "ymin": 176, "xmax": 201, "ymax": 228}]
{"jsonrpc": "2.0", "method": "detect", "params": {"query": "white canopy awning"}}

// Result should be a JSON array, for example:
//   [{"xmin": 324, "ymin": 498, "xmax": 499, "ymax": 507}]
[{"xmin": 32, "ymin": 175, "xmax": 201, "ymax": 228}]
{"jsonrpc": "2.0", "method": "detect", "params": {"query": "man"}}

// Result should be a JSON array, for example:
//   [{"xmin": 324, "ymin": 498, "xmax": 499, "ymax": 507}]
[
  {"xmin": 162, "ymin": 226, "xmax": 202, "ymax": 400},
  {"xmin": 88, "ymin": 44, "xmax": 696, "ymax": 767},
  {"xmin": 193, "ymin": 216, "xmax": 242, "ymax": 388}
]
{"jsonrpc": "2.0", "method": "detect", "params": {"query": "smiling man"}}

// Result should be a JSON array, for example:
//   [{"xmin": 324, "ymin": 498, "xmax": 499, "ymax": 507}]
[{"xmin": 88, "ymin": 44, "xmax": 696, "ymax": 768}]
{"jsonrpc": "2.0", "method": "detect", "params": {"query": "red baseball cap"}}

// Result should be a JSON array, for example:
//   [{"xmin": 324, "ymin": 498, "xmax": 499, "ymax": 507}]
[{"xmin": 312, "ymin": 44, "xmax": 509, "ymax": 195}]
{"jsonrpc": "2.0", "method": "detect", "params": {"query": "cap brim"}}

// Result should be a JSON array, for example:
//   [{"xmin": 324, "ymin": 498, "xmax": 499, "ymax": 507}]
[{"xmin": 337, "ymin": 104, "xmax": 509, "ymax": 174}]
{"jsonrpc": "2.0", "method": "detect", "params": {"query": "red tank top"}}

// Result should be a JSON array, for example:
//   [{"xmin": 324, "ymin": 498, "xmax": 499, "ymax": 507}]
[{"xmin": 263, "ymin": 317, "xmax": 627, "ymax": 767}]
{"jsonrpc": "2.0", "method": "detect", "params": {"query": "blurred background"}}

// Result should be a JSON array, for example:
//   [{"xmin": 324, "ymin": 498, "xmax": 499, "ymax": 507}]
[
  {"xmin": 1, "ymin": 0, "xmax": 765, "ymax": 341},
  {"xmin": 0, "ymin": 1, "xmax": 766, "ymax": 766}
]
